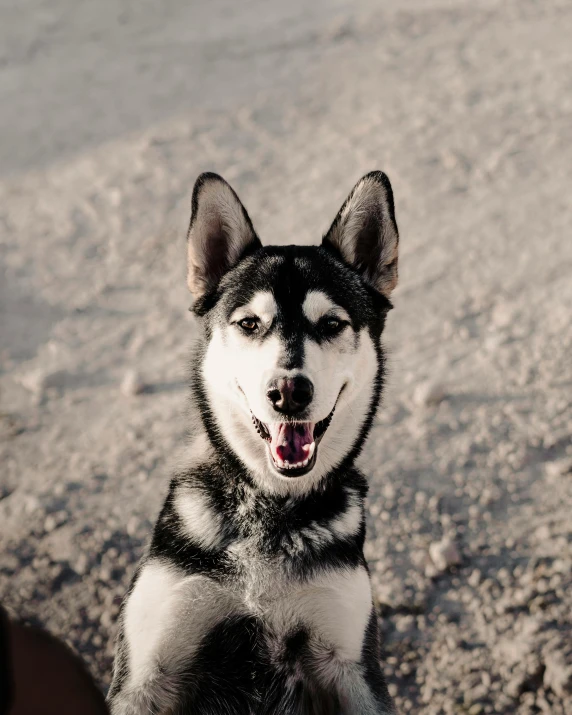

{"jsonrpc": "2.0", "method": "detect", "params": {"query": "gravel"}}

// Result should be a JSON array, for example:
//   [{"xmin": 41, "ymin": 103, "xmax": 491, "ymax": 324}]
[
  {"xmin": 1, "ymin": 0, "xmax": 572, "ymax": 712},
  {"xmin": 413, "ymin": 381, "xmax": 447, "ymax": 409}
]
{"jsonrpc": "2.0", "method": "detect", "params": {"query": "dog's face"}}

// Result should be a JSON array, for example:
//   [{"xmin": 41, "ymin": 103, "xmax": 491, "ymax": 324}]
[{"xmin": 187, "ymin": 172, "xmax": 399, "ymax": 494}]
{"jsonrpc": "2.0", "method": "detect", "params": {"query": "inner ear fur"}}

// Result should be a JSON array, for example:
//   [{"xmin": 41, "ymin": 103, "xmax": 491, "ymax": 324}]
[
  {"xmin": 187, "ymin": 173, "xmax": 262, "ymax": 299},
  {"xmin": 322, "ymin": 171, "xmax": 399, "ymax": 297}
]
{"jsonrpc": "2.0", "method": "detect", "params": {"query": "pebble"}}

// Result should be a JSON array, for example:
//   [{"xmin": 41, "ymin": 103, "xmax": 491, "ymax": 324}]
[
  {"xmin": 74, "ymin": 553, "xmax": 90, "ymax": 576},
  {"xmin": 468, "ymin": 569, "xmax": 482, "ymax": 587},
  {"xmin": 120, "ymin": 370, "xmax": 147, "ymax": 396},
  {"xmin": 535, "ymin": 524, "xmax": 552, "ymax": 541},
  {"xmin": 19, "ymin": 368, "xmax": 71, "ymax": 394},
  {"xmin": 100, "ymin": 610, "xmax": 114, "ymax": 629},
  {"xmin": 545, "ymin": 458, "xmax": 572, "ymax": 478},
  {"xmin": 126, "ymin": 517, "xmax": 140, "ymax": 537},
  {"xmin": 23, "ymin": 494, "xmax": 43, "ymax": 515},
  {"xmin": 543, "ymin": 651, "xmax": 572, "ymax": 697},
  {"xmin": 44, "ymin": 511, "xmax": 68, "ymax": 532},
  {"xmin": 387, "ymin": 684, "xmax": 398, "ymax": 698},
  {"xmin": 395, "ymin": 615, "xmax": 416, "ymax": 634},
  {"xmin": 413, "ymin": 380, "xmax": 447, "ymax": 407},
  {"xmin": 491, "ymin": 302, "xmax": 516, "ymax": 329},
  {"xmin": 505, "ymin": 675, "xmax": 525, "ymax": 698},
  {"xmin": 552, "ymin": 559, "xmax": 571, "ymax": 575},
  {"xmin": 428, "ymin": 536, "xmax": 462, "ymax": 573},
  {"xmin": 468, "ymin": 504, "xmax": 481, "ymax": 519}
]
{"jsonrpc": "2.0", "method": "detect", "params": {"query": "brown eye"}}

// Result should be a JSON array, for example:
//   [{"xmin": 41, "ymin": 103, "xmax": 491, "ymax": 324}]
[
  {"xmin": 238, "ymin": 318, "xmax": 258, "ymax": 333},
  {"xmin": 319, "ymin": 317, "xmax": 347, "ymax": 336}
]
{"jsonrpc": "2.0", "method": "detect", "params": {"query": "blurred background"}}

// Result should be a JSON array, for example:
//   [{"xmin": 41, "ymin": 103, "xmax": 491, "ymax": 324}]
[{"xmin": 1, "ymin": 0, "xmax": 571, "ymax": 712}]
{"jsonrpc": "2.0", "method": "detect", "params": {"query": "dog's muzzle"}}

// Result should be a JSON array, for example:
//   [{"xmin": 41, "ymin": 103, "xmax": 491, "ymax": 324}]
[{"xmin": 251, "ymin": 407, "xmax": 335, "ymax": 477}]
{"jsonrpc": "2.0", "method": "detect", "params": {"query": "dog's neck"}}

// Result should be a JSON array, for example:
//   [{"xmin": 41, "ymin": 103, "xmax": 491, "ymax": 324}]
[
  {"xmin": 172, "ymin": 427, "xmax": 369, "ymax": 573},
  {"xmin": 182, "ymin": 424, "xmax": 366, "ymax": 504}
]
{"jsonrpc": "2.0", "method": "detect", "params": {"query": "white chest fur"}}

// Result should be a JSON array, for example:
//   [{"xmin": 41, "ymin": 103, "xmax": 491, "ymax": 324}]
[{"xmin": 124, "ymin": 556, "xmax": 372, "ymax": 685}]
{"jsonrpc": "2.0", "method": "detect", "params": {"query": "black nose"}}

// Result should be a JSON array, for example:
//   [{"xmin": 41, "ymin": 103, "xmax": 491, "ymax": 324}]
[{"xmin": 266, "ymin": 376, "xmax": 314, "ymax": 415}]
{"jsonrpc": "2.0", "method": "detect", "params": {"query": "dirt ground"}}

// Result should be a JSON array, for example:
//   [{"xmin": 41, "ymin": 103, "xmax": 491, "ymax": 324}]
[{"xmin": 1, "ymin": 0, "xmax": 571, "ymax": 712}]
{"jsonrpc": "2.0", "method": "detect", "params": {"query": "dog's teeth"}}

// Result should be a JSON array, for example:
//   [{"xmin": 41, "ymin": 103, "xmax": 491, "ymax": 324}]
[
  {"xmin": 275, "ymin": 452, "xmax": 314, "ymax": 470},
  {"xmin": 303, "ymin": 442, "xmax": 316, "ymax": 459}
]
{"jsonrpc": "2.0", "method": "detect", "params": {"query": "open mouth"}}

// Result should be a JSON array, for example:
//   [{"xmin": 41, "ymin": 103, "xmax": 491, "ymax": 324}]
[{"xmin": 251, "ymin": 407, "xmax": 335, "ymax": 477}]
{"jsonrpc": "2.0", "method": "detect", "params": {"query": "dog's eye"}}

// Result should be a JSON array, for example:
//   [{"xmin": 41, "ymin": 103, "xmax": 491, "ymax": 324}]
[
  {"xmin": 319, "ymin": 317, "xmax": 347, "ymax": 336},
  {"xmin": 238, "ymin": 317, "xmax": 259, "ymax": 333}
]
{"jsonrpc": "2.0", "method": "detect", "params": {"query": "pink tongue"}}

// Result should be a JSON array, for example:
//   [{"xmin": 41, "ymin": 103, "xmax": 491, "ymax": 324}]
[{"xmin": 267, "ymin": 422, "xmax": 314, "ymax": 464}]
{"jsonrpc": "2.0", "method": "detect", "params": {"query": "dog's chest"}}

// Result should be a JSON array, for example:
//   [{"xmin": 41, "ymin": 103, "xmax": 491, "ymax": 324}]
[
  {"xmin": 220, "ymin": 542, "xmax": 372, "ymax": 664},
  {"xmin": 168, "ymin": 481, "xmax": 371, "ymax": 657}
]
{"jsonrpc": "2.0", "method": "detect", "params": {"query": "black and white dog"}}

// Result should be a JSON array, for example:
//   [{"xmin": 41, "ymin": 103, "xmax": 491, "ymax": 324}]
[{"xmin": 108, "ymin": 171, "xmax": 400, "ymax": 714}]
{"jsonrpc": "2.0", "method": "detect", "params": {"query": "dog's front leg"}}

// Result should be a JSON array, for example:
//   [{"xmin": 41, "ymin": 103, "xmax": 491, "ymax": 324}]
[
  {"xmin": 327, "ymin": 665, "xmax": 395, "ymax": 715},
  {"xmin": 107, "ymin": 558, "xmax": 237, "ymax": 715},
  {"xmin": 309, "ymin": 643, "xmax": 395, "ymax": 714},
  {"xmin": 281, "ymin": 568, "xmax": 396, "ymax": 714},
  {"xmin": 329, "ymin": 654, "xmax": 396, "ymax": 715},
  {"xmin": 320, "ymin": 610, "xmax": 395, "ymax": 715},
  {"xmin": 339, "ymin": 609, "xmax": 396, "ymax": 715}
]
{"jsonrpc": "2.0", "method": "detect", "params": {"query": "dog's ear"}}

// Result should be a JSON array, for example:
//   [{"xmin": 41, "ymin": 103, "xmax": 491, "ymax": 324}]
[
  {"xmin": 322, "ymin": 171, "xmax": 399, "ymax": 297},
  {"xmin": 187, "ymin": 173, "xmax": 262, "ymax": 298}
]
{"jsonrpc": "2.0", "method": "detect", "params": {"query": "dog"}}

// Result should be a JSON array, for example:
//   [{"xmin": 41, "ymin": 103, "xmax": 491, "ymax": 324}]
[{"xmin": 108, "ymin": 170, "xmax": 400, "ymax": 714}]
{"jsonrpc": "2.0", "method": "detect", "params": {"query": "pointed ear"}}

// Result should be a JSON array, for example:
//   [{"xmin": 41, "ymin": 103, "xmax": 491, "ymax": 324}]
[
  {"xmin": 187, "ymin": 173, "xmax": 262, "ymax": 299},
  {"xmin": 322, "ymin": 171, "xmax": 399, "ymax": 297}
]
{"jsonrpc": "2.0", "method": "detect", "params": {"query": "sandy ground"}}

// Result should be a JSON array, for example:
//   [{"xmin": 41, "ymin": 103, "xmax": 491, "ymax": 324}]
[{"xmin": 1, "ymin": 0, "xmax": 572, "ymax": 712}]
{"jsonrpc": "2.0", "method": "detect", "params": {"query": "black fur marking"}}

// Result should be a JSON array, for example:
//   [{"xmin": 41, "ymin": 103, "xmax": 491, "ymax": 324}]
[
  {"xmin": 283, "ymin": 629, "xmax": 309, "ymax": 663},
  {"xmin": 150, "ymin": 461, "xmax": 368, "ymax": 580},
  {"xmin": 149, "ymin": 485, "xmax": 233, "ymax": 578},
  {"xmin": 176, "ymin": 614, "xmax": 264, "ymax": 714},
  {"xmin": 174, "ymin": 618, "xmax": 343, "ymax": 715},
  {"xmin": 361, "ymin": 609, "xmax": 397, "ymax": 713}
]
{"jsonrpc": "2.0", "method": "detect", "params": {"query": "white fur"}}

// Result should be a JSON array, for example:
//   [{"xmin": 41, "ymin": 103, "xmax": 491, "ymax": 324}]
[
  {"xmin": 229, "ymin": 290, "xmax": 277, "ymax": 328},
  {"xmin": 330, "ymin": 490, "xmax": 362, "ymax": 538},
  {"xmin": 301, "ymin": 523, "xmax": 335, "ymax": 548},
  {"xmin": 123, "ymin": 560, "xmax": 185, "ymax": 687},
  {"xmin": 321, "ymin": 661, "xmax": 382, "ymax": 714},
  {"xmin": 302, "ymin": 290, "xmax": 350, "ymax": 324},
  {"xmin": 280, "ymin": 567, "xmax": 382, "ymax": 713},
  {"xmin": 298, "ymin": 566, "xmax": 372, "ymax": 663},
  {"xmin": 124, "ymin": 563, "xmax": 371, "ymax": 681},
  {"xmin": 113, "ymin": 559, "xmax": 385, "ymax": 714},
  {"xmin": 123, "ymin": 560, "xmax": 234, "ymax": 685},
  {"xmin": 117, "ymin": 559, "xmax": 240, "ymax": 710},
  {"xmin": 174, "ymin": 431, "xmax": 215, "ymax": 477},
  {"xmin": 265, "ymin": 566, "xmax": 372, "ymax": 662},
  {"xmin": 303, "ymin": 328, "xmax": 378, "ymax": 477},
  {"xmin": 201, "ymin": 325, "xmax": 284, "ymax": 492},
  {"xmin": 201, "ymin": 317, "xmax": 378, "ymax": 495},
  {"xmin": 175, "ymin": 486, "xmax": 223, "ymax": 550}
]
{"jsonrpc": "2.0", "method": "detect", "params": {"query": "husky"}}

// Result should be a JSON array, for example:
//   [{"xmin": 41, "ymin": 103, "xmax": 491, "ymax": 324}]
[{"xmin": 108, "ymin": 171, "xmax": 400, "ymax": 714}]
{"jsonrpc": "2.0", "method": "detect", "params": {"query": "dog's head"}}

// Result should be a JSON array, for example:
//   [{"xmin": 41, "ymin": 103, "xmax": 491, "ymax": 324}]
[{"xmin": 188, "ymin": 172, "xmax": 399, "ymax": 493}]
